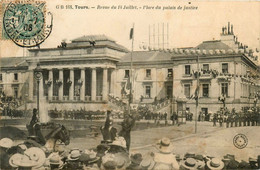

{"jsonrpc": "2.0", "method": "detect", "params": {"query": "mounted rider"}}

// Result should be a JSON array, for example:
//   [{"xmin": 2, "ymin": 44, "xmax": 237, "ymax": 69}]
[
  {"xmin": 100, "ymin": 110, "xmax": 117, "ymax": 143},
  {"xmin": 27, "ymin": 108, "xmax": 46, "ymax": 145}
]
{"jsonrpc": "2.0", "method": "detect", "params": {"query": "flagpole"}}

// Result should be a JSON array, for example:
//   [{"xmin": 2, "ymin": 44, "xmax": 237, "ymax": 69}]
[
  {"xmin": 195, "ymin": 55, "xmax": 199, "ymax": 134},
  {"xmin": 129, "ymin": 23, "xmax": 134, "ymax": 115}
]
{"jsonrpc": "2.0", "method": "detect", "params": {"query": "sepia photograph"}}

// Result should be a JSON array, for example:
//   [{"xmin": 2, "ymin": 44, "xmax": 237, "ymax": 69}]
[{"xmin": 0, "ymin": 0, "xmax": 260, "ymax": 169}]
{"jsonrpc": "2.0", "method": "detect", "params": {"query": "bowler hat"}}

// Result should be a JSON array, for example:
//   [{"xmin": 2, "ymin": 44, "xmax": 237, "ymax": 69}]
[{"xmin": 130, "ymin": 153, "xmax": 143, "ymax": 165}]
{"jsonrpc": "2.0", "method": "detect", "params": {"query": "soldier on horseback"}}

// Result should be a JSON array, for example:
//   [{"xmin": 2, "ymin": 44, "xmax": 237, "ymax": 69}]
[
  {"xmin": 27, "ymin": 108, "xmax": 46, "ymax": 145},
  {"xmin": 100, "ymin": 110, "xmax": 117, "ymax": 143}
]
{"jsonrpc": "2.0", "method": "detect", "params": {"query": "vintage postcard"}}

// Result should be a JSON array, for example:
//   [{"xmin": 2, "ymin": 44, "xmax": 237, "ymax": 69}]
[{"xmin": 0, "ymin": 0, "xmax": 259, "ymax": 169}]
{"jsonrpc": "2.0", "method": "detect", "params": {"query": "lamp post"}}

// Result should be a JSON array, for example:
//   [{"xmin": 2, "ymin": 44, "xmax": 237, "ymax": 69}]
[{"xmin": 34, "ymin": 64, "xmax": 43, "ymax": 113}]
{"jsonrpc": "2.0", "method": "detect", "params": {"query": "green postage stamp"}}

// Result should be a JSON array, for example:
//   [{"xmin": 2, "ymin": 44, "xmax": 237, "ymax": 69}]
[{"xmin": 1, "ymin": 0, "xmax": 52, "ymax": 47}]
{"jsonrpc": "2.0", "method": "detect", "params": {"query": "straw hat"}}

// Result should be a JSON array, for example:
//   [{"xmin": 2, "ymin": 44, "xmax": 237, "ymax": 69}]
[
  {"xmin": 49, "ymin": 153, "xmax": 63, "ymax": 168},
  {"xmin": 140, "ymin": 158, "xmax": 155, "ymax": 170},
  {"xmin": 9, "ymin": 147, "xmax": 46, "ymax": 168},
  {"xmin": 206, "ymin": 158, "xmax": 225, "ymax": 170},
  {"xmin": 0, "ymin": 138, "xmax": 13, "ymax": 148},
  {"xmin": 155, "ymin": 137, "xmax": 173, "ymax": 154},
  {"xmin": 109, "ymin": 137, "xmax": 127, "ymax": 149},
  {"xmin": 24, "ymin": 147, "xmax": 46, "ymax": 168},
  {"xmin": 180, "ymin": 158, "xmax": 198, "ymax": 170},
  {"xmin": 68, "ymin": 149, "xmax": 81, "ymax": 161}
]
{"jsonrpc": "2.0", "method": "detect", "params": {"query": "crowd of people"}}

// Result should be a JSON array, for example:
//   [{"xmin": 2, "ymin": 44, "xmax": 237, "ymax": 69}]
[
  {"xmin": 211, "ymin": 108, "xmax": 260, "ymax": 127},
  {"xmin": 48, "ymin": 109, "xmax": 106, "ymax": 120},
  {"xmin": 0, "ymin": 93, "xmax": 26, "ymax": 118},
  {"xmin": 0, "ymin": 108, "xmax": 260, "ymax": 170},
  {"xmin": 1, "ymin": 136, "xmax": 260, "ymax": 169}
]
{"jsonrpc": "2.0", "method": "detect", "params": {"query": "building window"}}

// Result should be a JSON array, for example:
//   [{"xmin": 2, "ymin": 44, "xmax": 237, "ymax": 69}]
[
  {"xmin": 184, "ymin": 84, "xmax": 190, "ymax": 98},
  {"xmin": 124, "ymin": 70, "xmax": 129, "ymax": 78},
  {"xmin": 167, "ymin": 69, "xmax": 173, "ymax": 77},
  {"xmin": 222, "ymin": 63, "xmax": 228, "ymax": 73},
  {"xmin": 185, "ymin": 65, "xmax": 191, "ymax": 75},
  {"xmin": 0, "ymin": 74, "xmax": 2, "ymax": 81},
  {"xmin": 202, "ymin": 64, "xmax": 209, "ymax": 73},
  {"xmin": 145, "ymin": 86, "xmax": 151, "ymax": 98},
  {"xmin": 221, "ymin": 83, "xmax": 228, "ymax": 97},
  {"xmin": 14, "ymin": 73, "xmax": 18, "ymax": 81},
  {"xmin": 202, "ymin": 84, "xmax": 209, "ymax": 97},
  {"xmin": 146, "ymin": 69, "xmax": 151, "ymax": 78}
]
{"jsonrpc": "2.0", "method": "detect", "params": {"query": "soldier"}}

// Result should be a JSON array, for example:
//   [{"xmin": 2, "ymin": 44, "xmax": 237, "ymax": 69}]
[
  {"xmin": 230, "ymin": 114, "xmax": 234, "ymax": 128},
  {"xmin": 100, "ymin": 110, "xmax": 117, "ymax": 143},
  {"xmin": 234, "ymin": 113, "xmax": 239, "ymax": 127},
  {"xmin": 219, "ymin": 114, "xmax": 223, "ymax": 127},
  {"xmin": 238, "ymin": 113, "xmax": 242, "ymax": 127},
  {"xmin": 213, "ymin": 113, "xmax": 217, "ymax": 127},
  {"xmin": 119, "ymin": 114, "xmax": 135, "ymax": 151}
]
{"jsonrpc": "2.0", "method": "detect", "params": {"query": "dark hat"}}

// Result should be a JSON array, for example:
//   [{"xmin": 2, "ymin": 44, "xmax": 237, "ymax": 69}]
[
  {"xmin": 130, "ymin": 153, "xmax": 143, "ymax": 165},
  {"xmin": 195, "ymin": 155, "xmax": 204, "ymax": 161},
  {"xmin": 223, "ymin": 154, "xmax": 235, "ymax": 160},
  {"xmin": 238, "ymin": 160, "xmax": 251, "ymax": 169},
  {"xmin": 226, "ymin": 159, "xmax": 239, "ymax": 169},
  {"xmin": 184, "ymin": 152, "xmax": 196, "ymax": 159}
]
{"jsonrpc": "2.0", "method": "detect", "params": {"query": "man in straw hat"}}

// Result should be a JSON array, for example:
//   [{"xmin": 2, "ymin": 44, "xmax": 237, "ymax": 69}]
[
  {"xmin": 152, "ymin": 137, "xmax": 179, "ymax": 170},
  {"xmin": 0, "ymin": 138, "xmax": 13, "ymax": 169},
  {"xmin": 206, "ymin": 158, "xmax": 225, "ymax": 170},
  {"xmin": 180, "ymin": 158, "xmax": 199, "ymax": 170}
]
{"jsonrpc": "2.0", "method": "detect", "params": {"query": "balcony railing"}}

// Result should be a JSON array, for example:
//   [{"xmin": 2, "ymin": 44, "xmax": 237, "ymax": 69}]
[
  {"xmin": 63, "ymin": 96, "xmax": 69, "ymax": 101},
  {"xmin": 96, "ymin": 96, "xmax": 102, "ymax": 101},
  {"xmin": 52, "ymin": 96, "xmax": 59, "ymax": 101},
  {"xmin": 74, "ymin": 96, "xmax": 80, "ymax": 101},
  {"xmin": 85, "ymin": 96, "xmax": 91, "ymax": 101}
]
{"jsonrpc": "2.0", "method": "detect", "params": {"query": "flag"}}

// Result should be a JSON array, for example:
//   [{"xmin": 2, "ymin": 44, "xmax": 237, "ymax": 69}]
[{"xmin": 130, "ymin": 27, "xmax": 134, "ymax": 40}]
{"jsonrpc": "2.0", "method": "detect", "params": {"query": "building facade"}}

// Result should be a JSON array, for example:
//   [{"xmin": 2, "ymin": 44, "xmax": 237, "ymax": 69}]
[{"xmin": 1, "ymin": 26, "xmax": 260, "ymax": 115}]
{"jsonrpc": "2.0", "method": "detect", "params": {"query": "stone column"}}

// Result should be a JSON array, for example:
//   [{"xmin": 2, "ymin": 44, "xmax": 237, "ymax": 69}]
[
  {"xmin": 91, "ymin": 68, "xmax": 96, "ymax": 101},
  {"xmin": 80, "ymin": 68, "xmax": 85, "ymax": 101},
  {"xmin": 58, "ymin": 69, "xmax": 63, "ymax": 101},
  {"xmin": 110, "ymin": 69, "xmax": 115, "ymax": 94},
  {"xmin": 69, "ymin": 69, "xmax": 74, "ymax": 101},
  {"xmin": 28, "ymin": 71, "xmax": 34, "ymax": 101},
  {"xmin": 102, "ymin": 68, "xmax": 108, "ymax": 101},
  {"xmin": 48, "ymin": 69, "xmax": 53, "ymax": 101}
]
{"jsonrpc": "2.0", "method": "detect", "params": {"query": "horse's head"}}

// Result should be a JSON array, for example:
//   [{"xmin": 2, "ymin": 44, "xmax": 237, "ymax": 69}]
[
  {"xmin": 45, "ymin": 124, "xmax": 70, "ymax": 145},
  {"xmin": 59, "ymin": 125, "xmax": 70, "ymax": 145}
]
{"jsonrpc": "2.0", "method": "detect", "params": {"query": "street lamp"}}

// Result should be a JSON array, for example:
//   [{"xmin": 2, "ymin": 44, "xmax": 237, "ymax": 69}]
[{"xmin": 34, "ymin": 64, "xmax": 43, "ymax": 113}]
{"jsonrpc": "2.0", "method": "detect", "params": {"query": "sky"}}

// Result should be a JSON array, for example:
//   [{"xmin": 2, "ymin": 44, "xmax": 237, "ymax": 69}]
[{"xmin": 1, "ymin": 0, "xmax": 260, "ymax": 64}]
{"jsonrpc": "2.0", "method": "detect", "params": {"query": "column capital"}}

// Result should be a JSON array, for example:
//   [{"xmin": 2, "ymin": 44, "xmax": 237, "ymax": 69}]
[
  {"xmin": 79, "ymin": 67, "xmax": 86, "ymax": 70},
  {"xmin": 90, "ymin": 67, "xmax": 97, "ymax": 70}
]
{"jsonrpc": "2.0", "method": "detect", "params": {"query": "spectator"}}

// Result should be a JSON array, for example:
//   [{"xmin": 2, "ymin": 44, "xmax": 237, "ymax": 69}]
[{"xmin": 152, "ymin": 137, "xmax": 179, "ymax": 169}]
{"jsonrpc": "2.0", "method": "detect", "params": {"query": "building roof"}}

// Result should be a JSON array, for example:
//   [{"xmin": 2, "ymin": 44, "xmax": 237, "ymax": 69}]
[
  {"xmin": 66, "ymin": 34, "xmax": 129, "ymax": 52},
  {"xmin": 119, "ymin": 51, "xmax": 172, "ymax": 63},
  {"xmin": 195, "ymin": 40, "xmax": 231, "ymax": 50},
  {"xmin": 0, "ymin": 57, "xmax": 28, "ymax": 69},
  {"xmin": 71, "ymin": 34, "xmax": 115, "ymax": 42}
]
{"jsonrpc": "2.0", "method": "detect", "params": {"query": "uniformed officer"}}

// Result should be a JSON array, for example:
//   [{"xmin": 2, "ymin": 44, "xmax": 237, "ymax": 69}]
[{"xmin": 219, "ymin": 114, "xmax": 223, "ymax": 127}]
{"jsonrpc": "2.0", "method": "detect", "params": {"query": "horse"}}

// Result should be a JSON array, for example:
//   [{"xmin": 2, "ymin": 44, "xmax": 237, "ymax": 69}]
[{"xmin": 24, "ymin": 122, "xmax": 70, "ymax": 153}]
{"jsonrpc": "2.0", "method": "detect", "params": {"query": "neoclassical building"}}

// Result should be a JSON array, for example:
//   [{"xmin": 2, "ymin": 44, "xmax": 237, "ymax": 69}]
[{"xmin": 1, "ymin": 26, "xmax": 260, "ymax": 116}]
